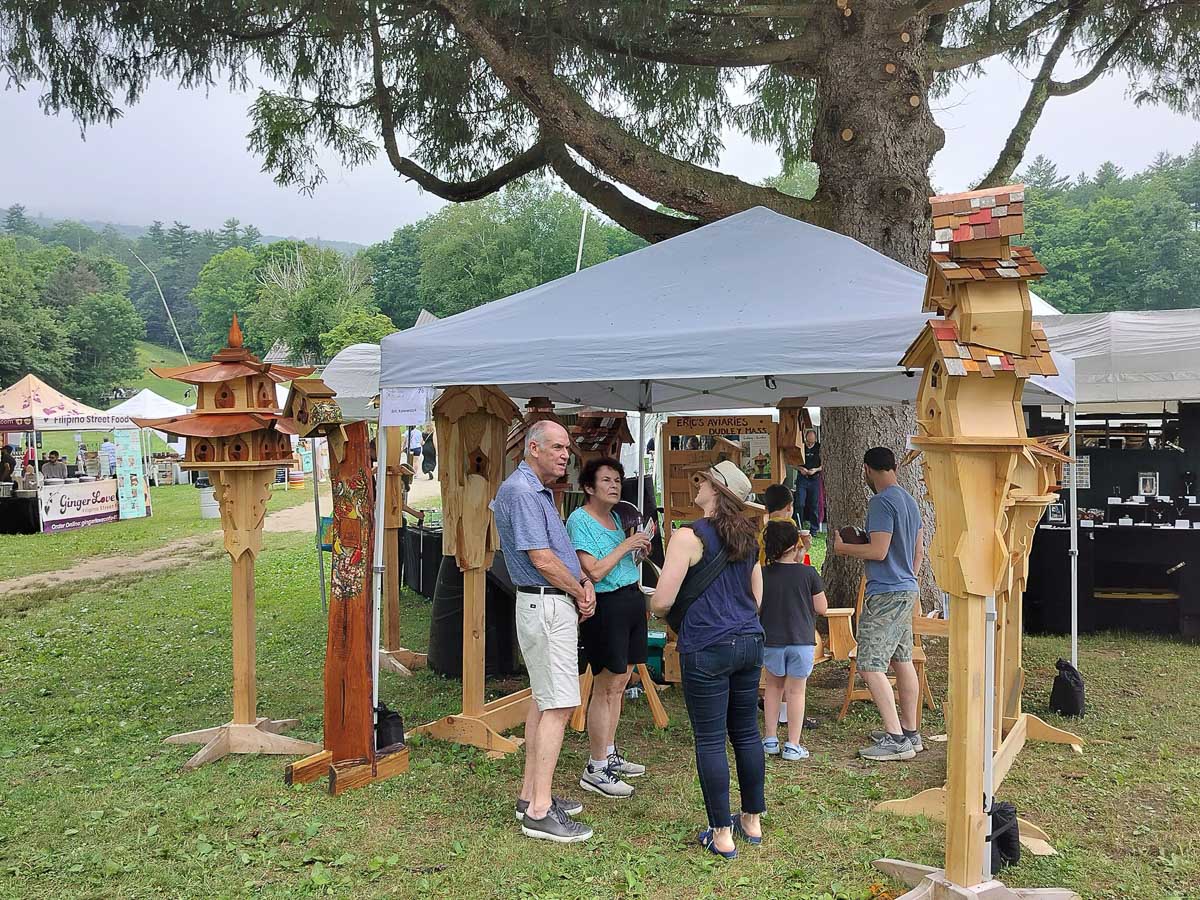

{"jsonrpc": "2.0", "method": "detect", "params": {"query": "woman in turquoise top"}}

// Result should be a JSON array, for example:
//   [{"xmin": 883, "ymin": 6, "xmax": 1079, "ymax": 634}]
[{"xmin": 567, "ymin": 456, "xmax": 652, "ymax": 800}]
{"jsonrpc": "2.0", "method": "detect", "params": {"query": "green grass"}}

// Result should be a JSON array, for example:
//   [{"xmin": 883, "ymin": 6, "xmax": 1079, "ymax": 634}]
[
  {"xmin": 128, "ymin": 341, "xmax": 194, "ymax": 405},
  {"xmin": 1, "ymin": 528, "xmax": 1196, "ymax": 898},
  {"xmin": 0, "ymin": 482, "xmax": 314, "ymax": 584}
]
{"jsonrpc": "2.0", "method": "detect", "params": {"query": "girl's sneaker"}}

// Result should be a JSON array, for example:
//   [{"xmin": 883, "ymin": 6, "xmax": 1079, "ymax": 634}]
[
  {"xmin": 762, "ymin": 737, "xmax": 780, "ymax": 756},
  {"xmin": 781, "ymin": 743, "xmax": 809, "ymax": 761}
]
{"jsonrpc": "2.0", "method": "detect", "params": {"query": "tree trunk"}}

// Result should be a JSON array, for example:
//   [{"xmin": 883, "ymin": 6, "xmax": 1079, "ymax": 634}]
[{"xmin": 808, "ymin": 6, "xmax": 943, "ymax": 607}]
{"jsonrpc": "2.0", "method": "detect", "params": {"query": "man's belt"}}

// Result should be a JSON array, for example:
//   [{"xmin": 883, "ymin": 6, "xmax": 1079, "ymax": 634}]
[{"xmin": 516, "ymin": 585, "xmax": 567, "ymax": 596}]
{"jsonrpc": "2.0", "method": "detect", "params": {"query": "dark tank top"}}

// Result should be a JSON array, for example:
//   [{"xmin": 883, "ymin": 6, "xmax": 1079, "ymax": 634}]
[{"xmin": 675, "ymin": 518, "xmax": 763, "ymax": 654}]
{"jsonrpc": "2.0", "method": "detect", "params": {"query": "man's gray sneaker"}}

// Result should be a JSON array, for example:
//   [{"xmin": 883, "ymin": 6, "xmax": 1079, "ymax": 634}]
[
  {"xmin": 608, "ymin": 749, "xmax": 646, "ymax": 778},
  {"xmin": 860, "ymin": 734, "xmax": 916, "ymax": 761},
  {"xmin": 580, "ymin": 762, "xmax": 635, "ymax": 798},
  {"xmin": 871, "ymin": 730, "xmax": 924, "ymax": 753},
  {"xmin": 521, "ymin": 804, "xmax": 593, "ymax": 843},
  {"xmin": 514, "ymin": 795, "xmax": 583, "ymax": 822}
]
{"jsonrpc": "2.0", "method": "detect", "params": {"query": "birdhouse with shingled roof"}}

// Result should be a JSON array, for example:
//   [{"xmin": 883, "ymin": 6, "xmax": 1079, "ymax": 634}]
[
  {"xmin": 132, "ymin": 315, "xmax": 314, "ymax": 469},
  {"xmin": 571, "ymin": 409, "xmax": 634, "ymax": 467},
  {"xmin": 901, "ymin": 184, "xmax": 1056, "ymax": 441}
]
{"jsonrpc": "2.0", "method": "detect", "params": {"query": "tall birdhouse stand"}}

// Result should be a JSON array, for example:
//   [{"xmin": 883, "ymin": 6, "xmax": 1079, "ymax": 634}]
[
  {"xmin": 876, "ymin": 187, "xmax": 1081, "ymax": 899},
  {"xmin": 133, "ymin": 317, "xmax": 321, "ymax": 770},
  {"xmin": 282, "ymin": 379, "xmax": 410, "ymax": 794},
  {"xmin": 412, "ymin": 385, "xmax": 530, "ymax": 755}
]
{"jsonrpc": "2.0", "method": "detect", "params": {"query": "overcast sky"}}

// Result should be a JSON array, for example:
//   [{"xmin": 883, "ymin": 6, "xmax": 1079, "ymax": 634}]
[{"xmin": 3, "ymin": 61, "xmax": 1199, "ymax": 247}]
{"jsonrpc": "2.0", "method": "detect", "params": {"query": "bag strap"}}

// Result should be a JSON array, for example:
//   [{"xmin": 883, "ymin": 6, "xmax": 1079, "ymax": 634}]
[{"xmin": 679, "ymin": 546, "xmax": 730, "ymax": 604}]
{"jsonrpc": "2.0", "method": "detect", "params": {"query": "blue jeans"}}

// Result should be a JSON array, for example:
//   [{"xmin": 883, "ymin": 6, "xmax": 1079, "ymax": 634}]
[
  {"xmin": 794, "ymin": 474, "xmax": 820, "ymax": 530},
  {"xmin": 680, "ymin": 632, "xmax": 766, "ymax": 828}
]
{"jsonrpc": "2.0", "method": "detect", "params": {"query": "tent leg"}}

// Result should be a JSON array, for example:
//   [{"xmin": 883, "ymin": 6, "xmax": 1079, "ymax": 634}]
[
  {"xmin": 313, "ymin": 439, "xmax": 327, "ymax": 614},
  {"xmin": 371, "ymin": 427, "xmax": 388, "ymax": 735},
  {"xmin": 1068, "ymin": 405, "xmax": 1078, "ymax": 670}
]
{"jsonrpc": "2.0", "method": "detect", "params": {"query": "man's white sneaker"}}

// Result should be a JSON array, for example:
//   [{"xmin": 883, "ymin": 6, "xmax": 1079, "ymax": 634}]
[{"xmin": 579, "ymin": 763, "xmax": 635, "ymax": 798}]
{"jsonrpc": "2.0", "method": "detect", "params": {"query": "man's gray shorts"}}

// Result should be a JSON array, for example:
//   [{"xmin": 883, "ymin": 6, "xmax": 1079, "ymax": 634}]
[
  {"xmin": 856, "ymin": 590, "xmax": 918, "ymax": 673},
  {"xmin": 516, "ymin": 590, "xmax": 581, "ymax": 711}
]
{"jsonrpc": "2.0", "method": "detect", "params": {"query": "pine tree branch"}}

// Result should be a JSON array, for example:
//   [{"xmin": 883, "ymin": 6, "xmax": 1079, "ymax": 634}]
[
  {"xmin": 367, "ymin": 7, "xmax": 549, "ymax": 200},
  {"xmin": 1049, "ymin": 10, "xmax": 1148, "ymax": 95},
  {"xmin": 554, "ymin": 21, "xmax": 819, "ymax": 70},
  {"xmin": 889, "ymin": 0, "xmax": 975, "ymax": 26},
  {"xmin": 430, "ymin": 0, "xmax": 832, "ymax": 235},
  {"xmin": 977, "ymin": 5, "xmax": 1083, "ymax": 187},
  {"xmin": 932, "ymin": 0, "xmax": 1074, "ymax": 71},
  {"xmin": 680, "ymin": 2, "xmax": 820, "ymax": 18},
  {"xmin": 544, "ymin": 142, "xmax": 700, "ymax": 242}
]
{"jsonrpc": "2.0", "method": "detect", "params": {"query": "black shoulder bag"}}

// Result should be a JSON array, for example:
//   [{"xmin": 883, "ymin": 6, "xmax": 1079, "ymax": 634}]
[{"xmin": 665, "ymin": 545, "xmax": 729, "ymax": 635}]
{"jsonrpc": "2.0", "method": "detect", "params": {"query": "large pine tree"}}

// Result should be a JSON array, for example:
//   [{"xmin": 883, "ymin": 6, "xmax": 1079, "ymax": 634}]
[{"xmin": 5, "ymin": 1, "xmax": 1197, "ymax": 598}]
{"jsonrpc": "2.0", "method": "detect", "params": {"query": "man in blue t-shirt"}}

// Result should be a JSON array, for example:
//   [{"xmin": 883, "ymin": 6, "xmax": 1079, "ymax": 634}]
[{"xmin": 833, "ymin": 446, "xmax": 924, "ymax": 762}]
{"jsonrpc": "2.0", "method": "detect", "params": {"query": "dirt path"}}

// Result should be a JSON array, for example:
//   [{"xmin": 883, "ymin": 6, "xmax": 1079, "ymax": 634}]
[{"xmin": 0, "ymin": 489, "xmax": 343, "ymax": 598}]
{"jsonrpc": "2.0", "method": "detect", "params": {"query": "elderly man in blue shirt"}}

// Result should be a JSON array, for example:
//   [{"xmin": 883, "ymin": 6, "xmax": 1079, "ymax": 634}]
[{"xmin": 493, "ymin": 419, "xmax": 596, "ymax": 843}]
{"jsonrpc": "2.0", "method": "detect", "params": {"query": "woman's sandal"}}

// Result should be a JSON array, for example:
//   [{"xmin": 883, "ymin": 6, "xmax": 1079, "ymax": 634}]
[
  {"xmin": 731, "ymin": 813, "xmax": 762, "ymax": 847},
  {"xmin": 697, "ymin": 828, "xmax": 738, "ymax": 859}
]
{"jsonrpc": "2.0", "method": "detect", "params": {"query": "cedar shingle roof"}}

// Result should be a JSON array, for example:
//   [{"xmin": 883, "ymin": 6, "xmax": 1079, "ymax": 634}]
[
  {"xmin": 930, "ymin": 185, "xmax": 1026, "ymax": 244},
  {"xmin": 901, "ymin": 318, "xmax": 1057, "ymax": 378},
  {"xmin": 930, "ymin": 246, "xmax": 1047, "ymax": 283}
]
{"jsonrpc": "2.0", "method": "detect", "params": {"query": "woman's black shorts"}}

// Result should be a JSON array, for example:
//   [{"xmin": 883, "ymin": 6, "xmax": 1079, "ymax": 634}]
[{"xmin": 580, "ymin": 582, "xmax": 648, "ymax": 675}]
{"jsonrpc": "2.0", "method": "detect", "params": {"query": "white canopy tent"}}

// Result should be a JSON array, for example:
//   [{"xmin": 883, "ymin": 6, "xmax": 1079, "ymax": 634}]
[
  {"xmin": 378, "ymin": 207, "xmax": 1073, "ymax": 408},
  {"xmin": 107, "ymin": 388, "xmax": 190, "ymax": 450},
  {"xmin": 1040, "ymin": 309, "xmax": 1200, "ymax": 404}
]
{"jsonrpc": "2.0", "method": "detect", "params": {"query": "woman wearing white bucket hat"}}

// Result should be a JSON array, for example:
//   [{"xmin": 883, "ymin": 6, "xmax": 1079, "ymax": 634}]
[{"xmin": 651, "ymin": 460, "xmax": 765, "ymax": 859}]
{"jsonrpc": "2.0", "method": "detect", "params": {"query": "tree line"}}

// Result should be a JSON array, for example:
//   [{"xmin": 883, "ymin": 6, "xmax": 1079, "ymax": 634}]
[{"xmin": 4, "ymin": 149, "xmax": 1200, "ymax": 404}]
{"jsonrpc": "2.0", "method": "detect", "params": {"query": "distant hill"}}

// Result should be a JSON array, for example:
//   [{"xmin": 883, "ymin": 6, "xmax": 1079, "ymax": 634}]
[
  {"xmin": 22, "ymin": 211, "xmax": 365, "ymax": 256},
  {"xmin": 127, "ymin": 341, "xmax": 194, "ymax": 405}
]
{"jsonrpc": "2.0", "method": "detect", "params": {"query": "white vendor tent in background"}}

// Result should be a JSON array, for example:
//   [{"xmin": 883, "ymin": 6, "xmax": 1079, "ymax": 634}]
[
  {"xmin": 323, "ymin": 343, "xmax": 383, "ymax": 422},
  {"xmin": 107, "ymin": 389, "xmax": 190, "ymax": 452},
  {"xmin": 379, "ymin": 206, "xmax": 1074, "ymax": 408},
  {"xmin": 1040, "ymin": 309, "xmax": 1200, "ymax": 404}
]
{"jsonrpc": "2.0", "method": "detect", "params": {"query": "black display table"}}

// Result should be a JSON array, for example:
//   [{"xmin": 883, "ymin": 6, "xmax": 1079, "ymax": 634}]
[
  {"xmin": 1026, "ymin": 524, "xmax": 1200, "ymax": 639},
  {"xmin": 0, "ymin": 496, "xmax": 40, "ymax": 534}
]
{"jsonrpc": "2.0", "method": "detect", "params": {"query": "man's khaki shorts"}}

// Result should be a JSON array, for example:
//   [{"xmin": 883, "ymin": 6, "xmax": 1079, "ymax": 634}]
[
  {"xmin": 856, "ymin": 590, "xmax": 918, "ymax": 673},
  {"xmin": 516, "ymin": 590, "xmax": 581, "ymax": 711}
]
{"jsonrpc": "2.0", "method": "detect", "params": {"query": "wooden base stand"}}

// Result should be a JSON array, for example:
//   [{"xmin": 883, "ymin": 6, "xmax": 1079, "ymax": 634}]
[
  {"xmin": 874, "ymin": 859, "xmax": 1080, "ymax": 900},
  {"xmin": 570, "ymin": 664, "xmax": 669, "ymax": 731},
  {"xmin": 874, "ymin": 712, "xmax": 1083, "ymax": 856},
  {"xmin": 412, "ymin": 688, "xmax": 532, "ymax": 757},
  {"xmin": 165, "ymin": 717, "xmax": 321, "ymax": 771},
  {"xmin": 378, "ymin": 648, "xmax": 427, "ymax": 675},
  {"xmin": 285, "ymin": 744, "xmax": 410, "ymax": 795}
]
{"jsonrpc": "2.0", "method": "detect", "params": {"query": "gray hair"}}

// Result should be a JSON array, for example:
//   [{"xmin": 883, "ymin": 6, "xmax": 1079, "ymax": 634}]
[{"xmin": 525, "ymin": 419, "xmax": 561, "ymax": 453}]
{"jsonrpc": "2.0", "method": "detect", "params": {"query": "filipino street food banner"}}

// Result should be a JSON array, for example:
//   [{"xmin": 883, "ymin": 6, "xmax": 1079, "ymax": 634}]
[
  {"xmin": 40, "ymin": 479, "xmax": 119, "ymax": 533},
  {"xmin": 115, "ymin": 429, "xmax": 151, "ymax": 520}
]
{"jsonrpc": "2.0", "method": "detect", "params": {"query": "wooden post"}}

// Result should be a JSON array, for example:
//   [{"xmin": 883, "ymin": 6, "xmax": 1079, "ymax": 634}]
[
  {"xmin": 462, "ymin": 567, "xmax": 486, "ymax": 718},
  {"xmin": 385, "ymin": 425, "xmax": 403, "ymax": 652},
  {"xmin": 944, "ymin": 591, "xmax": 987, "ymax": 886},
  {"xmin": 230, "ymin": 552, "xmax": 257, "ymax": 725}
]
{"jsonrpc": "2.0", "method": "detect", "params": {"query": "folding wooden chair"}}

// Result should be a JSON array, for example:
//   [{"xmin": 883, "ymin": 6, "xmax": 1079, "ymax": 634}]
[{"xmin": 832, "ymin": 575, "xmax": 938, "ymax": 727}]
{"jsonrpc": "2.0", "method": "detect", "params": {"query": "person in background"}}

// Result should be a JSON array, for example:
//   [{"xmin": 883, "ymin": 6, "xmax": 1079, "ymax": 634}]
[
  {"xmin": 651, "ymin": 460, "xmax": 765, "ymax": 859},
  {"xmin": 759, "ymin": 484, "xmax": 812, "ymax": 565},
  {"xmin": 493, "ymin": 420, "xmax": 596, "ymax": 844},
  {"xmin": 75, "ymin": 443, "xmax": 88, "ymax": 474},
  {"xmin": 407, "ymin": 425, "xmax": 424, "ymax": 469},
  {"xmin": 794, "ymin": 429, "xmax": 822, "ymax": 531},
  {"xmin": 421, "ymin": 427, "xmax": 437, "ymax": 480},
  {"xmin": 40, "ymin": 450, "xmax": 68, "ymax": 480},
  {"xmin": 0, "ymin": 446, "xmax": 16, "ymax": 483},
  {"xmin": 760, "ymin": 519, "xmax": 827, "ymax": 761},
  {"xmin": 99, "ymin": 436, "xmax": 117, "ymax": 476},
  {"xmin": 566, "ymin": 456, "xmax": 652, "ymax": 801},
  {"xmin": 832, "ymin": 446, "xmax": 924, "ymax": 762}
]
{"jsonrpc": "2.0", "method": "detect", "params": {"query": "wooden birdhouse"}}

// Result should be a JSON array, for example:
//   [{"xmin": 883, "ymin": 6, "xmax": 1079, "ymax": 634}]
[
  {"xmin": 284, "ymin": 378, "xmax": 343, "ymax": 439},
  {"xmin": 775, "ymin": 397, "xmax": 812, "ymax": 467},
  {"xmin": 571, "ymin": 409, "xmax": 634, "ymax": 467},
  {"xmin": 507, "ymin": 396, "xmax": 580, "ymax": 505},
  {"xmin": 435, "ymin": 385, "xmax": 519, "ymax": 571},
  {"xmin": 132, "ymin": 315, "xmax": 314, "ymax": 472}
]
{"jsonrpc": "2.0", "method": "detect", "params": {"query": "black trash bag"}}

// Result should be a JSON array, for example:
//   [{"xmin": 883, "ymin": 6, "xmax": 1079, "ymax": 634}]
[
  {"xmin": 987, "ymin": 800, "xmax": 1022, "ymax": 873},
  {"xmin": 375, "ymin": 702, "xmax": 405, "ymax": 751},
  {"xmin": 1049, "ymin": 657, "xmax": 1085, "ymax": 717}
]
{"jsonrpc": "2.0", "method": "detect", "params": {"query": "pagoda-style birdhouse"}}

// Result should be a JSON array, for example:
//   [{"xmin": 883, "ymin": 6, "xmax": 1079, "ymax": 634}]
[
  {"xmin": 571, "ymin": 409, "xmax": 634, "ymax": 467},
  {"xmin": 130, "ymin": 316, "xmax": 318, "ymax": 771}
]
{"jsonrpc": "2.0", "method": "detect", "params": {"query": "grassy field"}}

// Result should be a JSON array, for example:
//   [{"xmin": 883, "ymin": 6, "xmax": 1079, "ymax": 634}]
[
  {"xmin": 1, "ymin": 518, "xmax": 1196, "ymax": 899},
  {"xmin": 0, "ymin": 482, "xmax": 314, "ymax": 584},
  {"xmin": 128, "ymin": 341, "xmax": 194, "ymax": 405}
]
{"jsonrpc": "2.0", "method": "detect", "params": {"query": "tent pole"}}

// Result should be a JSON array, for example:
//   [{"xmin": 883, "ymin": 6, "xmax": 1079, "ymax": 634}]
[
  {"xmin": 1068, "ymin": 404, "xmax": 1079, "ymax": 669},
  {"xmin": 313, "ymin": 438, "xmax": 328, "ymax": 614},
  {"xmin": 371, "ymin": 426, "xmax": 388, "ymax": 737}
]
